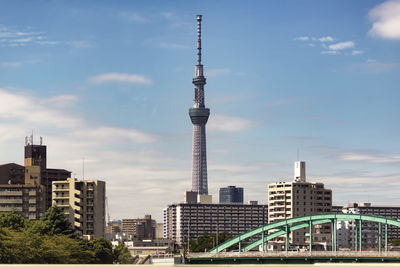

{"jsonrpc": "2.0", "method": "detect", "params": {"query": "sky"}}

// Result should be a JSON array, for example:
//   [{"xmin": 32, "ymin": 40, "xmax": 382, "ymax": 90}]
[{"xmin": 0, "ymin": 0, "xmax": 399, "ymax": 222}]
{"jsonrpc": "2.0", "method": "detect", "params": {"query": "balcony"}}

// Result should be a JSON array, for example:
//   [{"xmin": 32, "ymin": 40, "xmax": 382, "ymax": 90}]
[
  {"xmin": 0, "ymin": 199, "xmax": 23, "ymax": 204},
  {"xmin": 0, "ymin": 191, "xmax": 22, "ymax": 196},
  {"xmin": 87, "ymin": 202, "xmax": 94, "ymax": 207},
  {"xmin": 0, "ymin": 206, "xmax": 22, "ymax": 212}
]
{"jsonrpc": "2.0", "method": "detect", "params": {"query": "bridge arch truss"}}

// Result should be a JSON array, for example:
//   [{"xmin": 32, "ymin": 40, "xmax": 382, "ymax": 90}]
[{"xmin": 209, "ymin": 214, "xmax": 400, "ymax": 253}]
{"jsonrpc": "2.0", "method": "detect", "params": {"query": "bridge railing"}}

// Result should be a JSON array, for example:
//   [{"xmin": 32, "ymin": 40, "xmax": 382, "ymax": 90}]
[{"xmin": 187, "ymin": 250, "xmax": 400, "ymax": 259}]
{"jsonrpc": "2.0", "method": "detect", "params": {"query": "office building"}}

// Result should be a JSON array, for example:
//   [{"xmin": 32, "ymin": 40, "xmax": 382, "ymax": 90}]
[
  {"xmin": 164, "ymin": 202, "xmax": 268, "ymax": 246},
  {"xmin": 52, "ymin": 178, "xmax": 106, "ymax": 238},
  {"xmin": 121, "ymin": 215, "xmax": 156, "ymax": 240},
  {"xmin": 219, "ymin": 186, "xmax": 244, "ymax": 204},
  {"xmin": 189, "ymin": 15, "xmax": 210, "ymax": 195},
  {"xmin": 268, "ymin": 161, "xmax": 332, "ymax": 248},
  {"xmin": 336, "ymin": 203, "xmax": 400, "ymax": 249}
]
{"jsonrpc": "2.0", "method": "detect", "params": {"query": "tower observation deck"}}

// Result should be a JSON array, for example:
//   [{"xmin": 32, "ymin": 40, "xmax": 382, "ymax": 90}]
[{"xmin": 189, "ymin": 15, "xmax": 210, "ymax": 195}]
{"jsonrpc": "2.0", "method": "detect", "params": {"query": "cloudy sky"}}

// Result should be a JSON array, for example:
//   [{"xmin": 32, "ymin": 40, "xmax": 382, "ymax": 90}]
[{"xmin": 0, "ymin": 1, "xmax": 399, "ymax": 222}]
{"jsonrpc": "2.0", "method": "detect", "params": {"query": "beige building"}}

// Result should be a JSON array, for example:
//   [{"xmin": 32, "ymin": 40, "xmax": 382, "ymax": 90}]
[
  {"xmin": 52, "ymin": 178, "xmax": 105, "ymax": 238},
  {"xmin": 268, "ymin": 161, "xmax": 332, "ymax": 248}
]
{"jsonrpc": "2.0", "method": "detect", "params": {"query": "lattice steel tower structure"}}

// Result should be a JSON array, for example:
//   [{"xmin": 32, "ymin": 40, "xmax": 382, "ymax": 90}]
[{"xmin": 189, "ymin": 15, "xmax": 210, "ymax": 195}]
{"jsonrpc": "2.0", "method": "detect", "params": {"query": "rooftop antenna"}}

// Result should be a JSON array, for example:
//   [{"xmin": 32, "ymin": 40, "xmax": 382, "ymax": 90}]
[
  {"xmin": 297, "ymin": 149, "xmax": 299, "ymax": 161},
  {"xmin": 40, "ymin": 136, "xmax": 43, "ymax": 145},
  {"xmin": 82, "ymin": 157, "xmax": 85, "ymax": 181}
]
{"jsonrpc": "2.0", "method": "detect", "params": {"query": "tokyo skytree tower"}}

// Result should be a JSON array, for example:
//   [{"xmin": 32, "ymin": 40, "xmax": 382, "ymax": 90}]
[{"xmin": 189, "ymin": 15, "xmax": 210, "ymax": 195}]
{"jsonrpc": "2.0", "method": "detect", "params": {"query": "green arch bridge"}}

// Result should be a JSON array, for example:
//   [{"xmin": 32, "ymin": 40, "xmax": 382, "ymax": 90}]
[{"xmin": 186, "ymin": 213, "xmax": 400, "ymax": 264}]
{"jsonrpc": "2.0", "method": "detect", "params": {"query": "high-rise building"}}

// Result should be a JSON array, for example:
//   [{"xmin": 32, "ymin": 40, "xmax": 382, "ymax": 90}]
[
  {"xmin": 268, "ymin": 161, "xmax": 332, "ymax": 248},
  {"xmin": 121, "ymin": 215, "xmax": 156, "ymax": 240},
  {"xmin": 164, "ymin": 202, "xmax": 268, "ymax": 246},
  {"xmin": 0, "ymin": 137, "xmax": 71, "ymax": 219},
  {"xmin": 189, "ymin": 15, "xmax": 210, "ymax": 195},
  {"xmin": 52, "ymin": 178, "xmax": 106, "ymax": 238},
  {"xmin": 219, "ymin": 186, "xmax": 244, "ymax": 204},
  {"xmin": 23, "ymin": 136, "xmax": 71, "ymax": 210}
]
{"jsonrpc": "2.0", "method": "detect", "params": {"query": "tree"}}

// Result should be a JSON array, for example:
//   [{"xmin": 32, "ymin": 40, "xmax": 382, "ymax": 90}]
[
  {"xmin": 34, "ymin": 205, "xmax": 75, "ymax": 236},
  {"xmin": 89, "ymin": 237, "xmax": 113, "ymax": 264},
  {"xmin": 189, "ymin": 233, "xmax": 233, "ymax": 252},
  {"xmin": 0, "ymin": 210, "xmax": 28, "ymax": 231},
  {"xmin": 113, "ymin": 243, "xmax": 133, "ymax": 264}
]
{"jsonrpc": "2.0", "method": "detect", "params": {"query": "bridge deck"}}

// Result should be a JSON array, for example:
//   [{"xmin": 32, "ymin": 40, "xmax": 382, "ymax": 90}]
[{"xmin": 186, "ymin": 251, "xmax": 400, "ymax": 264}]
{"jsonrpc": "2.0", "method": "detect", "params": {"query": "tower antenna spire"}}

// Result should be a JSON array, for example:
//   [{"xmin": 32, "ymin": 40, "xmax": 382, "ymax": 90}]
[{"xmin": 196, "ymin": 14, "xmax": 202, "ymax": 65}]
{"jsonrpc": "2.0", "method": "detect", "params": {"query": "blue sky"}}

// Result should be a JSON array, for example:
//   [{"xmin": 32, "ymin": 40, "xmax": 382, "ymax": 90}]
[{"xmin": 0, "ymin": 0, "xmax": 399, "ymax": 221}]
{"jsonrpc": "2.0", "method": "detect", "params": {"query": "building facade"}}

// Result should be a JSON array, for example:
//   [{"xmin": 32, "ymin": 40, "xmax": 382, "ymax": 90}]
[
  {"xmin": 164, "ymin": 202, "xmax": 268, "ymax": 246},
  {"xmin": 0, "ymin": 138, "xmax": 71, "ymax": 219},
  {"xmin": 219, "ymin": 186, "xmax": 244, "ymax": 204},
  {"xmin": 52, "ymin": 178, "xmax": 105, "ymax": 238},
  {"xmin": 0, "ymin": 184, "xmax": 45, "ymax": 219},
  {"xmin": 268, "ymin": 161, "xmax": 332, "ymax": 248},
  {"xmin": 121, "ymin": 215, "xmax": 156, "ymax": 240},
  {"xmin": 336, "ymin": 202, "xmax": 400, "ymax": 249}
]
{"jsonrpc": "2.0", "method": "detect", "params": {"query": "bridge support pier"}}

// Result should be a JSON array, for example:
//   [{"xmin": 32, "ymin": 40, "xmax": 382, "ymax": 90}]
[
  {"xmin": 285, "ymin": 225, "xmax": 289, "ymax": 253},
  {"xmin": 385, "ymin": 223, "xmax": 388, "ymax": 255},
  {"xmin": 359, "ymin": 219, "xmax": 362, "ymax": 254},
  {"xmin": 309, "ymin": 220, "xmax": 312, "ymax": 253},
  {"xmin": 355, "ymin": 220, "xmax": 358, "ymax": 252},
  {"xmin": 379, "ymin": 222, "xmax": 382, "ymax": 255}
]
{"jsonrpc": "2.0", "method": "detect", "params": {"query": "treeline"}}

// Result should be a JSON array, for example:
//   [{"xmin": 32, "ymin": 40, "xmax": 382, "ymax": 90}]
[{"xmin": 0, "ymin": 206, "xmax": 132, "ymax": 264}]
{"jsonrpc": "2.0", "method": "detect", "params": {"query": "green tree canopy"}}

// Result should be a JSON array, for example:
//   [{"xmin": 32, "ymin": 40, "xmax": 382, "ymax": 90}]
[
  {"xmin": 0, "ymin": 210, "xmax": 27, "ymax": 231},
  {"xmin": 34, "ymin": 205, "xmax": 75, "ymax": 236},
  {"xmin": 89, "ymin": 237, "xmax": 113, "ymax": 264},
  {"xmin": 113, "ymin": 243, "xmax": 133, "ymax": 264}
]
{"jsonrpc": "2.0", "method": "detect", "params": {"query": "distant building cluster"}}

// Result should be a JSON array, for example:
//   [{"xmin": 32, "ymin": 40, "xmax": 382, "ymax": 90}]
[{"xmin": 0, "ymin": 136, "xmax": 105, "ymax": 239}]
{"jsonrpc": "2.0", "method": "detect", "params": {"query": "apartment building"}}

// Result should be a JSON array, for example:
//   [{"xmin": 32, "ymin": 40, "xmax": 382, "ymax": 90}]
[
  {"xmin": 336, "ymin": 202, "xmax": 400, "ymax": 249},
  {"xmin": 0, "ymin": 184, "xmax": 45, "ymax": 219},
  {"xmin": 52, "ymin": 178, "xmax": 105, "ymax": 238},
  {"xmin": 268, "ymin": 161, "xmax": 332, "ymax": 248},
  {"xmin": 164, "ymin": 202, "xmax": 268, "ymax": 246},
  {"xmin": 121, "ymin": 215, "xmax": 156, "ymax": 240}
]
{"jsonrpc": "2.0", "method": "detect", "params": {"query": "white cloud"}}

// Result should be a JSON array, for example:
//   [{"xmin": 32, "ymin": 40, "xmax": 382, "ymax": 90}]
[
  {"xmin": 206, "ymin": 68, "xmax": 231, "ymax": 77},
  {"xmin": 321, "ymin": 50, "xmax": 340, "ymax": 55},
  {"xmin": 339, "ymin": 152, "xmax": 400, "ymax": 163},
  {"xmin": 351, "ymin": 50, "xmax": 363, "ymax": 55},
  {"xmin": 1, "ymin": 59, "xmax": 40, "ymax": 67},
  {"xmin": 39, "ymin": 95, "xmax": 78, "ymax": 108},
  {"xmin": 351, "ymin": 59, "xmax": 397, "ymax": 73},
  {"xmin": 89, "ymin": 73, "xmax": 152, "ymax": 85},
  {"xmin": 369, "ymin": 0, "xmax": 400, "ymax": 39},
  {"xmin": 208, "ymin": 114, "xmax": 254, "ymax": 132},
  {"xmin": 294, "ymin": 36, "xmax": 309, "ymax": 41},
  {"xmin": 328, "ymin": 41, "xmax": 355, "ymax": 50},
  {"xmin": 161, "ymin": 12, "xmax": 173, "ymax": 20},
  {"xmin": 318, "ymin": 36, "xmax": 334, "ymax": 42}
]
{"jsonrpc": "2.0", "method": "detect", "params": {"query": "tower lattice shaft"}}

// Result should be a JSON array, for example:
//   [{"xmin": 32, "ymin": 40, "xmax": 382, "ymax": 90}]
[{"xmin": 189, "ymin": 15, "xmax": 209, "ymax": 195}]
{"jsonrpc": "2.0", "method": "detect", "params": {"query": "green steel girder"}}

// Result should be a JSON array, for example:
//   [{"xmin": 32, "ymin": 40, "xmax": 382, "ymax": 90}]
[
  {"xmin": 208, "ymin": 213, "xmax": 400, "ymax": 253},
  {"xmin": 243, "ymin": 218, "xmax": 331, "ymax": 251}
]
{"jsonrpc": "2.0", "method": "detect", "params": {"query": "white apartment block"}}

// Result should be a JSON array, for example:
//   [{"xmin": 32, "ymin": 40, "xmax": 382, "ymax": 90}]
[
  {"xmin": 268, "ymin": 161, "xmax": 332, "ymax": 248},
  {"xmin": 52, "ymin": 178, "xmax": 105, "ymax": 238}
]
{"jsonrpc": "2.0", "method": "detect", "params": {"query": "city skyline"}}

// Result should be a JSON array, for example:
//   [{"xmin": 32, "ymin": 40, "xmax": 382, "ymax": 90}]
[{"xmin": 0, "ymin": 1, "xmax": 399, "ymax": 222}]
